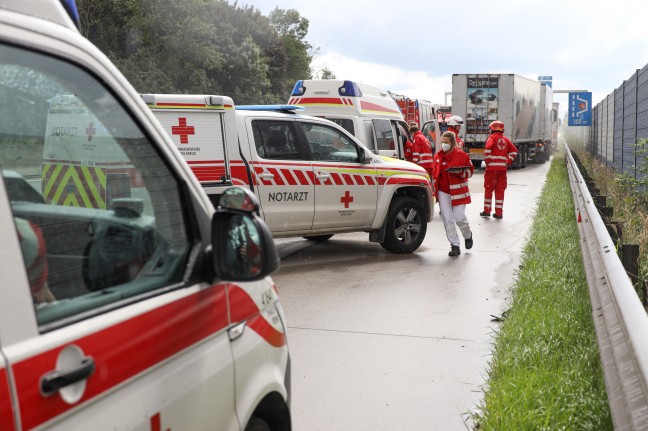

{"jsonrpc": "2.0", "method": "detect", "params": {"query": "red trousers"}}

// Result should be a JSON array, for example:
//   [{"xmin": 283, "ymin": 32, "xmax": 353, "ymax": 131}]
[{"xmin": 483, "ymin": 170, "xmax": 508, "ymax": 216}]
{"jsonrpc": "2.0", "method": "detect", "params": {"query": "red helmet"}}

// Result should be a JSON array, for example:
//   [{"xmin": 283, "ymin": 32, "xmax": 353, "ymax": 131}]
[{"xmin": 488, "ymin": 120, "xmax": 504, "ymax": 132}]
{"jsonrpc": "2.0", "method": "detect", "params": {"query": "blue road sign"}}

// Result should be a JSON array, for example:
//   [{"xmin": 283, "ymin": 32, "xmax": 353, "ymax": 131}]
[
  {"xmin": 568, "ymin": 92, "xmax": 592, "ymax": 126},
  {"xmin": 538, "ymin": 76, "xmax": 552, "ymax": 88}
]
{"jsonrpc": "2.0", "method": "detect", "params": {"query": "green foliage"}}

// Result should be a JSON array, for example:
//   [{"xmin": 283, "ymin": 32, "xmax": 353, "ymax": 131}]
[
  {"xmin": 614, "ymin": 139, "xmax": 648, "ymax": 211},
  {"xmin": 76, "ymin": 0, "xmax": 314, "ymax": 104},
  {"xmin": 313, "ymin": 65, "xmax": 337, "ymax": 80},
  {"xmin": 474, "ymin": 152, "xmax": 612, "ymax": 430}
]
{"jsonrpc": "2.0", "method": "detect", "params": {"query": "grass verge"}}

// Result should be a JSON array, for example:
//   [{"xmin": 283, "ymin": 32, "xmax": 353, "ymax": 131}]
[{"xmin": 473, "ymin": 150, "xmax": 612, "ymax": 430}]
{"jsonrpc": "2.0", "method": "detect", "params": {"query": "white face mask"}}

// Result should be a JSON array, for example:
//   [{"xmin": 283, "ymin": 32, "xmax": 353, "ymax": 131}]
[{"xmin": 441, "ymin": 143, "xmax": 451, "ymax": 152}]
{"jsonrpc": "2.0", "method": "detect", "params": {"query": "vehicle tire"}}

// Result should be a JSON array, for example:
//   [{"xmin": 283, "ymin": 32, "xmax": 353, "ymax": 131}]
[
  {"xmin": 471, "ymin": 159, "xmax": 482, "ymax": 168},
  {"xmin": 380, "ymin": 197, "xmax": 427, "ymax": 254},
  {"xmin": 245, "ymin": 417, "xmax": 271, "ymax": 431},
  {"xmin": 303, "ymin": 234, "xmax": 334, "ymax": 242},
  {"xmin": 521, "ymin": 148, "xmax": 528, "ymax": 168}
]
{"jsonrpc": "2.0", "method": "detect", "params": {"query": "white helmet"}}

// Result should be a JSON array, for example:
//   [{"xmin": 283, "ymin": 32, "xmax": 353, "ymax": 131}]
[{"xmin": 447, "ymin": 115, "xmax": 464, "ymax": 127}]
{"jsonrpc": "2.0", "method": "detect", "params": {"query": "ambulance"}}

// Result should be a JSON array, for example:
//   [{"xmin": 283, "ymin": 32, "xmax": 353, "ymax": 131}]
[
  {"xmin": 142, "ymin": 94, "xmax": 435, "ymax": 254},
  {"xmin": 0, "ymin": 1, "xmax": 290, "ymax": 430},
  {"xmin": 287, "ymin": 79, "xmax": 412, "ymax": 159}
]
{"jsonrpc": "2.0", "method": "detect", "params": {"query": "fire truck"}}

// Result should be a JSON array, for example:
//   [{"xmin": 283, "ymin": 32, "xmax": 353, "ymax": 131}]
[{"xmin": 389, "ymin": 93, "xmax": 453, "ymax": 152}]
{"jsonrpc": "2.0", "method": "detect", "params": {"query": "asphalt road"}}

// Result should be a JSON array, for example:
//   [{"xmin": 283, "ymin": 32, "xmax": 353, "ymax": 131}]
[{"xmin": 273, "ymin": 160, "xmax": 552, "ymax": 431}]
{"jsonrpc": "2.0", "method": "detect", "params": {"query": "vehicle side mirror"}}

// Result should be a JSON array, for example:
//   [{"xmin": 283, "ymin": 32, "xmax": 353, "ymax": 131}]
[
  {"xmin": 211, "ymin": 187, "xmax": 279, "ymax": 282},
  {"xmin": 217, "ymin": 186, "xmax": 260, "ymax": 214},
  {"xmin": 360, "ymin": 148, "xmax": 372, "ymax": 164}
]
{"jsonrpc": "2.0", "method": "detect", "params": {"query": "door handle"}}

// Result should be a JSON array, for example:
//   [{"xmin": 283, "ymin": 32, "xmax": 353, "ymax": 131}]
[
  {"xmin": 228, "ymin": 321, "xmax": 247, "ymax": 341},
  {"xmin": 258, "ymin": 172, "xmax": 274, "ymax": 179},
  {"xmin": 316, "ymin": 172, "xmax": 331, "ymax": 181},
  {"xmin": 40, "ymin": 357, "xmax": 95, "ymax": 396}
]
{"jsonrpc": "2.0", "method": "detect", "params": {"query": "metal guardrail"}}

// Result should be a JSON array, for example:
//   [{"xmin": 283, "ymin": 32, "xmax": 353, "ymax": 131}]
[{"xmin": 565, "ymin": 145, "xmax": 648, "ymax": 430}]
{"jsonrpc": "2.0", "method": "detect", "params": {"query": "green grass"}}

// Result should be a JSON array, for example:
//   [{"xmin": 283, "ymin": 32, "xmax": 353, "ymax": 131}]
[{"xmin": 473, "ymin": 151, "xmax": 613, "ymax": 430}]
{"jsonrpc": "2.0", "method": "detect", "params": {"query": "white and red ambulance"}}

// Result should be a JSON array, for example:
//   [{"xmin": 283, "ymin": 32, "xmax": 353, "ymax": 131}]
[
  {"xmin": 0, "ymin": 1, "xmax": 290, "ymax": 430},
  {"xmin": 142, "ymin": 95, "xmax": 435, "ymax": 254},
  {"xmin": 287, "ymin": 79, "xmax": 412, "ymax": 159}
]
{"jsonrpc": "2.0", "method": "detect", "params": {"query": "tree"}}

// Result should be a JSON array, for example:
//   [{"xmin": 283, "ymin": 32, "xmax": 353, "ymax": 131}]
[
  {"xmin": 75, "ymin": 0, "xmax": 315, "ymax": 104},
  {"xmin": 313, "ymin": 65, "xmax": 336, "ymax": 80}
]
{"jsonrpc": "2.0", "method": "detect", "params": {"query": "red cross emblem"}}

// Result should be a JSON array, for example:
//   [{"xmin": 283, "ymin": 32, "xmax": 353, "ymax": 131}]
[
  {"xmin": 86, "ymin": 121, "xmax": 96, "ymax": 142},
  {"xmin": 340, "ymin": 190, "xmax": 354, "ymax": 208},
  {"xmin": 171, "ymin": 118, "xmax": 195, "ymax": 144}
]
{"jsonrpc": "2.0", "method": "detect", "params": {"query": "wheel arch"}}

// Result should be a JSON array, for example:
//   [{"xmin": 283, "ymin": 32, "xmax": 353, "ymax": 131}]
[
  {"xmin": 369, "ymin": 185, "xmax": 432, "ymax": 244},
  {"xmin": 245, "ymin": 391, "xmax": 291, "ymax": 431}
]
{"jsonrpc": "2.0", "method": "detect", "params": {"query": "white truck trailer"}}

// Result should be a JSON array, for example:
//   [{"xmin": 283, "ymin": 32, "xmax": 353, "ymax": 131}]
[{"xmin": 452, "ymin": 74, "xmax": 551, "ymax": 168}]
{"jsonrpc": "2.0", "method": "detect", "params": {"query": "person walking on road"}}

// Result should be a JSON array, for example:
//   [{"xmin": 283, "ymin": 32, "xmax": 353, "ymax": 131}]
[
  {"xmin": 404, "ymin": 122, "xmax": 434, "ymax": 179},
  {"xmin": 480, "ymin": 120, "xmax": 518, "ymax": 219},
  {"xmin": 432, "ymin": 131, "xmax": 474, "ymax": 257},
  {"xmin": 446, "ymin": 115, "xmax": 465, "ymax": 151}
]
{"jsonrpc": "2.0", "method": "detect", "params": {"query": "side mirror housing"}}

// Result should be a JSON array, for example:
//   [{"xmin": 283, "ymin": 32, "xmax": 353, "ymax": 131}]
[{"xmin": 211, "ymin": 187, "xmax": 279, "ymax": 281}]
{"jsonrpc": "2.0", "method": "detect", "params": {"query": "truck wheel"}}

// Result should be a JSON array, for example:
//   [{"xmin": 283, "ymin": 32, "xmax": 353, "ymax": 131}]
[
  {"xmin": 472, "ymin": 160, "xmax": 482, "ymax": 168},
  {"xmin": 521, "ymin": 148, "xmax": 528, "ymax": 168},
  {"xmin": 380, "ymin": 197, "xmax": 427, "ymax": 254},
  {"xmin": 303, "ymin": 234, "xmax": 334, "ymax": 242}
]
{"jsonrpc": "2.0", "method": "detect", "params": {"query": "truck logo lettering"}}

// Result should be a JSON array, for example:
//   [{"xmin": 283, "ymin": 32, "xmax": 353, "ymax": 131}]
[
  {"xmin": 171, "ymin": 117, "xmax": 195, "ymax": 144},
  {"xmin": 268, "ymin": 191, "xmax": 309, "ymax": 202},
  {"xmin": 86, "ymin": 121, "xmax": 96, "ymax": 142},
  {"xmin": 340, "ymin": 191, "xmax": 353, "ymax": 208}
]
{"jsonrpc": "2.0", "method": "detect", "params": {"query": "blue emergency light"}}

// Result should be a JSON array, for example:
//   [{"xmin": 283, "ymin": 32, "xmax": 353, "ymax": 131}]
[
  {"xmin": 291, "ymin": 80, "xmax": 306, "ymax": 96},
  {"xmin": 59, "ymin": 0, "xmax": 80, "ymax": 28},
  {"xmin": 338, "ymin": 80, "xmax": 362, "ymax": 97}
]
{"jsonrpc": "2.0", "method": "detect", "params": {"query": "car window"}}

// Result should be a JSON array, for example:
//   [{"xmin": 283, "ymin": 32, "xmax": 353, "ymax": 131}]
[
  {"xmin": 324, "ymin": 117, "xmax": 354, "ymax": 136},
  {"xmin": 251, "ymin": 120, "xmax": 302, "ymax": 160},
  {"xmin": 372, "ymin": 119, "xmax": 393, "ymax": 151},
  {"xmin": 0, "ymin": 42, "xmax": 192, "ymax": 328},
  {"xmin": 300, "ymin": 122, "xmax": 360, "ymax": 163}
]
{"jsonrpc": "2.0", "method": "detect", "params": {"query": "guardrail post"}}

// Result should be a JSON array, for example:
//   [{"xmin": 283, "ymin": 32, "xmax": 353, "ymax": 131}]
[{"xmin": 621, "ymin": 244, "xmax": 644, "ymax": 306}]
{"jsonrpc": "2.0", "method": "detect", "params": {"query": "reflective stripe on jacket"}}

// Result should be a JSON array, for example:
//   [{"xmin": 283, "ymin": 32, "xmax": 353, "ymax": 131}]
[
  {"xmin": 484, "ymin": 132, "xmax": 518, "ymax": 171},
  {"xmin": 432, "ymin": 147, "xmax": 473, "ymax": 206}
]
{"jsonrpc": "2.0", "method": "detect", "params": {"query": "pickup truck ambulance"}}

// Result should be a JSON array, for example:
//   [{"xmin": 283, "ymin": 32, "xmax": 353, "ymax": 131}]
[
  {"xmin": 287, "ymin": 79, "xmax": 412, "ymax": 160},
  {"xmin": 0, "ymin": 1, "xmax": 290, "ymax": 430},
  {"xmin": 142, "ymin": 95, "xmax": 435, "ymax": 254}
]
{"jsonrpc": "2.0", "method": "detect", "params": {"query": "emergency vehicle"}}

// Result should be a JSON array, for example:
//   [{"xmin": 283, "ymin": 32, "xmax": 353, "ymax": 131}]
[
  {"xmin": 388, "ymin": 92, "xmax": 453, "ymax": 153},
  {"xmin": 143, "ymin": 94, "xmax": 435, "ymax": 254},
  {"xmin": 389, "ymin": 93, "xmax": 435, "ymax": 129},
  {"xmin": 287, "ymin": 79, "xmax": 412, "ymax": 159},
  {"xmin": 0, "ymin": 1, "xmax": 290, "ymax": 430}
]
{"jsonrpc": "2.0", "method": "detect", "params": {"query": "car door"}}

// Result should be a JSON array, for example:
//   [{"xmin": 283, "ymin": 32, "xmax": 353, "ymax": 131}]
[
  {"xmin": 246, "ymin": 118, "xmax": 315, "ymax": 233},
  {"xmin": 299, "ymin": 121, "xmax": 378, "ymax": 230},
  {"xmin": 0, "ymin": 39, "xmax": 237, "ymax": 431}
]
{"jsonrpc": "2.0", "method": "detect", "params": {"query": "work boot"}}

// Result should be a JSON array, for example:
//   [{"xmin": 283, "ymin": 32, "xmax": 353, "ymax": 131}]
[
  {"xmin": 448, "ymin": 245, "xmax": 461, "ymax": 257},
  {"xmin": 480, "ymin": 211, "xmax": 490, "ymax": 217},
  {"xmin": 493, "ymin": 213, "xmax": 503, "ymax": 219},
  {"xmin": 465, "ymin": 233, "xmax": 473, "ymax": 250}
]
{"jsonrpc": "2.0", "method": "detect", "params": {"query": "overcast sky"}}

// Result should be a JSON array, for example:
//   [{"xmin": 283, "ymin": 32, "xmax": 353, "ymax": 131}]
[{"xmin": 241, "ymin": 0, "xmax": 648, "ymax": 118}]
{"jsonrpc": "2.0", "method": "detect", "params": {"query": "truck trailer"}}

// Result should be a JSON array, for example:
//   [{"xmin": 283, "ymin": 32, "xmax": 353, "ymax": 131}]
[{"xmin": 452, "ymin": 74, "xmax": 552, "ymax": 168}]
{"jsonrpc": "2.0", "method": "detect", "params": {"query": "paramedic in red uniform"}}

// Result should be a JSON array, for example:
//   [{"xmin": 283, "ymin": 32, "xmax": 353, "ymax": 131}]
[
  {"xmin": 446, "ymin": 115, "xmax": 465, "ymax": 151},
  {"xmin": 404, "ymin": 123, "xmax": 434, "ymax": 178},
  {"xmin": 480, "ymin": 120, "xmax": 518, "ymax": 219},
  {"xmin": 432, "ymin": 131, "xmax": 474, "ymax": 257}
]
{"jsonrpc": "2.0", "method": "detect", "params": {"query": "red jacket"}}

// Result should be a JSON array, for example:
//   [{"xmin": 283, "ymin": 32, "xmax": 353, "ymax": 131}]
[
  {"xmin": 405, "ymin": 130, "xmax": 433, "ymax": 174},
  {"xmin": 484, "ymin": 132, "xmax": 518, "ymax": 171},
  {"xmin": 432, "ymin": 147, "xmax": 473, "ymax": 206}
]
